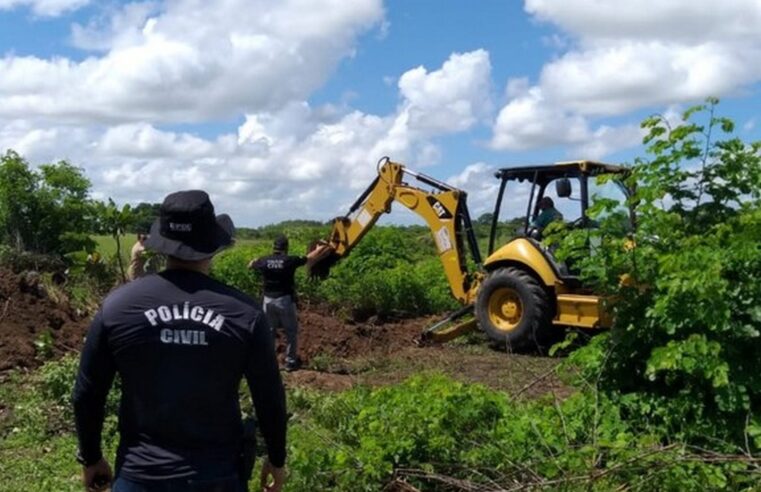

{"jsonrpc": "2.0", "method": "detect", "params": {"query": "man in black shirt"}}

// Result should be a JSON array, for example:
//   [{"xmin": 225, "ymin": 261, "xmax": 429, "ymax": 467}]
[
  {"xmin": 248, "ymin": 235, "xmax": 324, "ymax": 372},
  {"xmin": 73, "ymin": 190, "xmax": 287, "ymax": 492}
]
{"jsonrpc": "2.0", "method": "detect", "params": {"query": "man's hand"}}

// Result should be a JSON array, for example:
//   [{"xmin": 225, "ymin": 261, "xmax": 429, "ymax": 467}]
[
  {"xmin": 260, "ymin": 458, "xmax": 285, "ymax": 492},
  {"xmin": 306, "ymin": 243, "xmax": 332, "ymax": 266},
  {"xmin": 82, "ymin": 458, "xmax": 112, "ymax": 491}
]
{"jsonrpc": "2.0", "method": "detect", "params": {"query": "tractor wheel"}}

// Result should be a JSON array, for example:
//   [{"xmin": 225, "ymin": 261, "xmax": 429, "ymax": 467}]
[{"xmin": 475, "ymin": 267, "xmax": 554, "ymax": 351}]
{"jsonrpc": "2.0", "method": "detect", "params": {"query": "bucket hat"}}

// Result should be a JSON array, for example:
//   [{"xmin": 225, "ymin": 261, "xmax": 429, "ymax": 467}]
[{"xmin": 144, "ymin": 190, "xmax": 234, "ymax": 261}]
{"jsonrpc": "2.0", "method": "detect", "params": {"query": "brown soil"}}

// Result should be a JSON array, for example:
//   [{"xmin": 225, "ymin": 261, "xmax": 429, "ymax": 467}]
[
  {"xmin": 0, "ymin": 271, "xmax": 569, "ymax": 399},
  {"xmin": 0, "ymin": 269, "xmax": 89, "ymax": 372},
  {"xmin": 282, "ymin": 345, "xmax": 569, "ymax": 399},
  {"xmin": 275, "ymin": 304, "xmax": 569, "ymax": 398},
  {"xmin": 273, "ymin": 305, "xmax": 434, "ymax": 364}
]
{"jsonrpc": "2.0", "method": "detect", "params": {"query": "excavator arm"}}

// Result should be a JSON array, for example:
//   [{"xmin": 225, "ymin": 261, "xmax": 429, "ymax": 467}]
[{"xmin": 312, "ymin": 157, "xmax": 483, "ymax": 305}]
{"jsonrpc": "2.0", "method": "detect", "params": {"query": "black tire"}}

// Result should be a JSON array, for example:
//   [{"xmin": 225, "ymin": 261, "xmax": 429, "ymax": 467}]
[{"xmin": 475, "ymin": 267, "xmax": 554, "ymax": 351}]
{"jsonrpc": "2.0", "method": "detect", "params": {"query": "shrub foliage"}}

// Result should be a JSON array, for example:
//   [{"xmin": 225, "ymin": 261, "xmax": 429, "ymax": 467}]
[
  {"xmin": 555, "ymin": 98, "xmax": 761, "ymax": 448},
  {"xmin": 212, "ymin": 227, "xmax": 458, "ymax": 319}
]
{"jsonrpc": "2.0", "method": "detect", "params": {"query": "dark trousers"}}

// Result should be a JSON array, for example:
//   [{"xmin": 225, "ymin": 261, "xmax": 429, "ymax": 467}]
[
  {"xmin": 263, "ymin": 294, "xmax": 299, "ymax": 365},
  {"xmin": 112, "ymin": 475, "xmax": 247, "ymax": 492}
]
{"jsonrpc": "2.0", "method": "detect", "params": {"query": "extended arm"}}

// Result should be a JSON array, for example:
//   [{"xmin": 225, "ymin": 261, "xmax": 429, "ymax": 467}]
[
  {"xmin": 312, "ymin": 157, "xmax": 482, "ymax": 304},
  {"xmin": 244, "ymin": 314, "xmax": 287, "ymax": 467},
  {"xmin": 72, "ymin": 311, "xmax": 116, "ymax": 466}
]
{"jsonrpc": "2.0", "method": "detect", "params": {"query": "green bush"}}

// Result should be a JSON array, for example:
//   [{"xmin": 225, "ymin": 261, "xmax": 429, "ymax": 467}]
[
  {"xmin": 286, "ymin": 374, "xmax": 757, "ymax": 491},
  {"xmin": 0, "ymin": 151, "xmax": 96, "ymax": 256},
  {"xmin": 31, "ymin": 354, "xmax": 121, "ymax": 436},
  {"xmin": 314, "ymin": 228, "xmax": 458, "ymax": 319},
  {"xmin": 0, "ymin": 244, "xmax": 65, "ymax": 273},
  {"xmin": 2, "ymin": 363, "xmax": 756, "ymax": 491},
  {"xmin": 0, "ymin": 357, "xmax": 121, "ymax": 492},
  {"xmin": 556, "ymin": 99, "xmax": 761, "ymax": 448},
  {"xmin": 210, "ymin": 227, "xmax": 459, "ymax": 318},
  {"xmin": 211, "ymin": 245, "xmax": 268, "ymax": 298}
]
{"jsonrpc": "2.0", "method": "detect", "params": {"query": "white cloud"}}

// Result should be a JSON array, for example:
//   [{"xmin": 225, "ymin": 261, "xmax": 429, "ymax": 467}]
[
  {"xmin": 492, "ymin": 87, "xmax": 589, "ymax": 150},
  {"xmin": 446, "ymin": 162, "xmax": 533, "ymax": 221},
  {"xmin": 0, "ymin": 119, "xmax": 95, "ymax": 163},
  {"xmin": 492, "ymin": 87, "xmax": 643, "ymax": 158},
  {"xmin": 447, "ymin": 162, "xmax": 500, "ymax": 217},
  {"xmin": 1, "ymin": 48, "xmax": 494, "ymax": 225},
  {"xmin": 71, "ymin": 2, "xmax": 159, "ymax": 51},
  {"xmin": 0, "ymin": 0, "xmax": 89, "ymax": 17},
  {"xmin": 0, "ymin": 0, "xmax": 384, "ymax": 124},
  {"xmin": 99, "ymin": 123, "xmax": 215, "ymax": 158},
  {"xmin": 504, "ymin": 77, "xmax": 530, "ymax": 99},
  {"xmin": 541, "ymin": 33, "xmax": 568, "ymax": 50},
  {"xmin": 540, "ymin": 41, "xmax": 759, "ymax": 116},
  {"xmin": 398, "ymin": 49, "xmax": 492, "ymax": 135},
  {"xmin": 492, "ymin": 0, "xmax": 761, "ymax": 157},
  {"xmin": 571, "ymin": 124, "xmax": 644, "ymax": 160},
  {"xmin": 525, "ymin": 0, "xmax": 761, "ymax": 44}
]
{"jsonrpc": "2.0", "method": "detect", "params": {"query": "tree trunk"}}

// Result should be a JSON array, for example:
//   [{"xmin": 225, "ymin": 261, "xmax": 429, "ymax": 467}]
[{"xmin": 114, "ymin": 233, "xmax": 126, "ymax": 282}]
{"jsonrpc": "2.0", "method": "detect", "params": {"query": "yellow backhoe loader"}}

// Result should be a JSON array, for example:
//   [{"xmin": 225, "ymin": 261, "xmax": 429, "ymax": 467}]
[{"xmin": 311, "ymin": 157, "xmax": 631, "ymax": 349}]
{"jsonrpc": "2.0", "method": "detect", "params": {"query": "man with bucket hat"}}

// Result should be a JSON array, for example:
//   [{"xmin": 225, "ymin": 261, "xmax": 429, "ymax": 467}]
[{"xmin": 73, "ymin": 190, "xmax": 287, "ymax": 492}]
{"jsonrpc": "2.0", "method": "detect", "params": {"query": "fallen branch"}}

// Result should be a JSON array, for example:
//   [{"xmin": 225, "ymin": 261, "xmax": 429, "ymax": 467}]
[
  {"xmin": 511, "ymin": 365, "xmax": 558, "ymax": 400},
  {"xmin": 0, "ymin": 297, "xmax": 11, "ymax": 322},
  {"xmin": 392, "ymin": 468, "xmax": 503, "ymax": 492}
]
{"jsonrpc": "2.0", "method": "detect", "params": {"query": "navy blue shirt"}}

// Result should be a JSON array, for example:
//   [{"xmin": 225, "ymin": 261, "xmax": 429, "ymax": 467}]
[
  {"xmin": 251, "ymin": 253, "xmax": 307, "ymax": 298},
  {"xmin": 73, "ymin": 269, "xmax": 286, "ymax": 481}
]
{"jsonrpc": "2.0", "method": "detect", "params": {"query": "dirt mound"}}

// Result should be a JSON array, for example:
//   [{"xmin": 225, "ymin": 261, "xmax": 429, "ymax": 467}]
[
  {"xmin": 0, "ymin": 269, "xmax": 89, "ymax": 372},
  {"xmin": 0, "ymin": 270, "xmax": 434, "ymax": 372},
  {"xmin": 273, "ymin": 305, "xmax": 435, "ymax": 364},
  {"xmin": 0, "ymin": 271, "xmax": 568, "ymax": 398}
]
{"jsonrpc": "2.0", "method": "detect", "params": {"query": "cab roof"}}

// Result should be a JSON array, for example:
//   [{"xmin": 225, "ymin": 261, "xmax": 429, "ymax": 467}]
[{"xmin": 496, "ymin": 160, "xmax": 629, "ymax": 182}]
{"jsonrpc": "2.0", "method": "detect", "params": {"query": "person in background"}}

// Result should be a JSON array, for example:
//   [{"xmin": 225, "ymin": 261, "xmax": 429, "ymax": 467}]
[
  {"xmin": 127, "ymin": 233, "xmax": 147, "ymax": 280},
  {"xmin": 248, "ymin": 235, "xmax": 327, "ymax": 372},
  {"xmin": 530, "ymin": 197, "xmax": 563, "ymax": 234},
  {"xmin": 73, "ymin": 190, "xmax": 287, "ymax": 492}
]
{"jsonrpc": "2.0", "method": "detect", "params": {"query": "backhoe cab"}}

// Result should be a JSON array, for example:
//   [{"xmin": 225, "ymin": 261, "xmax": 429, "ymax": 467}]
[
  {"xmin": 479, "ymin": 161, "xmax": 630, "ymax": 349},
  {"xmin": 313, "ymin": 157, "xmax": 631, "ymax": 349}
]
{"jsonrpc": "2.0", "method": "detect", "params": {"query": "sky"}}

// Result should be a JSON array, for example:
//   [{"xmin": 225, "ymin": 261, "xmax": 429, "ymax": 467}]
[{"xmin": 0, "ymin": 0, "xmax": 760, "ymax": 226}]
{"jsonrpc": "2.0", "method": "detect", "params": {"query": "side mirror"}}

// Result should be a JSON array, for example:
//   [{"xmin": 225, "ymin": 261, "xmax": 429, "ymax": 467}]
[{"xmin": 556, "ymin": 178, "xmax": 572, "ymax": 198}]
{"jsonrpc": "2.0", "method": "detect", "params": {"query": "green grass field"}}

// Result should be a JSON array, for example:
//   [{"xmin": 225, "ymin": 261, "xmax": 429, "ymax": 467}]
[
  {"xmin": 92, "ymin": 234, "xmax": 135, "ymax": 265},
  {"xmin": 93, "ymin": 235, "xmax": 266, "ymax": 260}
]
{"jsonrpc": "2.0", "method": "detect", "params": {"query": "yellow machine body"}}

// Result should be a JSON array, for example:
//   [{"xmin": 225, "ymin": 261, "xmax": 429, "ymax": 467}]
[
  {"xmin": 318, "ymin": 157, "xmax": 622, "ymax": 343},
  {"xmin": 485, "ymin": 238, "xmax": 609, "ymax": 329}
]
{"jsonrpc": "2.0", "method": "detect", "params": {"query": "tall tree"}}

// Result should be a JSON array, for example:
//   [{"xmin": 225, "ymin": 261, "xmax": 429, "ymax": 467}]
[
  {"xmin": 131, "ymin": 202, "xmax": 161, "ymax": 233},
  {"xmin": 37, "ymin": 160, "xmax": 96, "ymax": 253},
  {"xmin": 0, "ymin": 151, "xmax": 40, "ymax": 250},
  {"xmin": 95, "ymin": 199, "xmax": 135, "ymax": 282},
  {"xmin": 0, "ymin": 150, "xmax": 96, "ymax": 255}
]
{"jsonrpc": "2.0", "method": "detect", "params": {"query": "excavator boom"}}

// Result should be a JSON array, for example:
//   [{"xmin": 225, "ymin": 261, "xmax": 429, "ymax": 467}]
[{"xmin": 313, "ymin": 157, "xmax": 482, "ymax": 305}]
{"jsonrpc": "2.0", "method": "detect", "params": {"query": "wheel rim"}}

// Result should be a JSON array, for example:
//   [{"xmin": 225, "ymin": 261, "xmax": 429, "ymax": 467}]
[{"xmin": 488, "ymin": 287, "xmax": 523, "ymax": 332}]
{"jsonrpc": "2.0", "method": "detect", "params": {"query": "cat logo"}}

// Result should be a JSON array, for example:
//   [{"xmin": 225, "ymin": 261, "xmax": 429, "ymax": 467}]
[{"xmin": 426, "ymin": 196, "xmax": 453, "ymax": 219}]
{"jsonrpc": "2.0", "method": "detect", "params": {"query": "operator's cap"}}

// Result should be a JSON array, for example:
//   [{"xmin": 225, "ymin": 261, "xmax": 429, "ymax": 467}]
[
  {"xmin": 273, "ymin": 234, "xmax": 288, "ymax": 252},
  {"xmin": 145, "ymin": 190, "xmax": 235, "ymax": 261}
]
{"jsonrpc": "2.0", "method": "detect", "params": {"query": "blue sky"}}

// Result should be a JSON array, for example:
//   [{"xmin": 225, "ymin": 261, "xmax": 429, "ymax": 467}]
[{"xmin": 0, "ymin": 0, "xmax": 759, "ymax": 225}]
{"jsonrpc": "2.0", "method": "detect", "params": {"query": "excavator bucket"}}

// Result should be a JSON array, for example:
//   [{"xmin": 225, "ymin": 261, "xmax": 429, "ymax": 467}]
[
  {"xmin": 417, "ymin": 304, "xmax": 477, "ymax": 344},
  {"xmin": 306, "ymin": 241, "xmax": 340, "ymax": 279},
  {"xmin": 308, "ymin": 252, "xmax": 340, "ymax": 279},
  {"xmin": 418, "ymin": 317, "xmax": 478, "ymax": 344}
]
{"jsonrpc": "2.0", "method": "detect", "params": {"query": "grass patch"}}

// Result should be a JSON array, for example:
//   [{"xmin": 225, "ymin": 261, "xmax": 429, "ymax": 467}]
[
  {"xmin": 92, "ymin": 234, "xmax": 135, "ymax": 264},
  {"xmin": 0, "ymin": 357, "xmax": 119, "ymax": 492},
  {"xmin": 307, "ymin": 353, "xmax": 392, "ymax": 375},
  {"xmin": 3, "ymin": 355, "xmax": 757, "ymax": 492}
]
